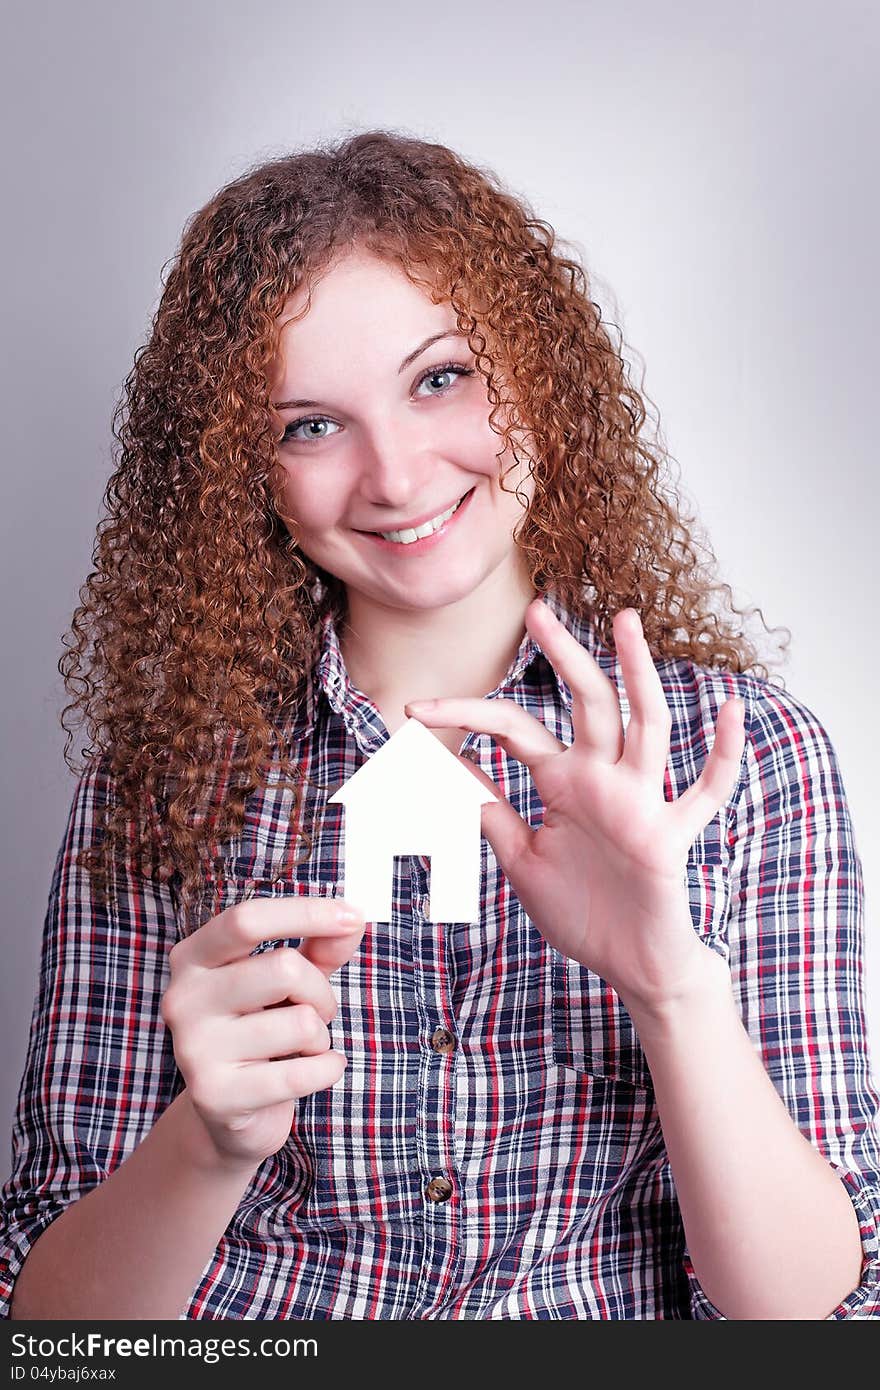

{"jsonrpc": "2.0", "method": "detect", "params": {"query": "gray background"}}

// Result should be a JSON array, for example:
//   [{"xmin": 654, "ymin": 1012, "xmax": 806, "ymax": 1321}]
[{"xmin": 2, "ymin": 0, "xmax": 878, "ymax": 1152}]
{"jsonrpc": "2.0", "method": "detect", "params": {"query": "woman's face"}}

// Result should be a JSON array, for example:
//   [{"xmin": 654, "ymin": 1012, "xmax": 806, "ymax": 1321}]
[{"xmin": 269, "ymin": 249, "xmax": 534, "ymax": 614}]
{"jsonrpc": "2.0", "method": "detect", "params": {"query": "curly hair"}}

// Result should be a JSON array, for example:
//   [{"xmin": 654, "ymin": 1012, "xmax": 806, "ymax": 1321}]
[{"xmin": 59, "ymin": 126, "xmax": 789, "ymax": 924}]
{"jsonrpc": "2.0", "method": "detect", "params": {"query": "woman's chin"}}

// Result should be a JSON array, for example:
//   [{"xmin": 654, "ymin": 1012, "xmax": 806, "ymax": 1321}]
[{"xmin": 346, "ymin": 569, "xmax": 484, "ymax": 613}]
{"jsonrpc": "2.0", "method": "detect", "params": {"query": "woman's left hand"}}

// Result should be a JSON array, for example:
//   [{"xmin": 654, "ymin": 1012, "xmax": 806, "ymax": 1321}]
[{"xmin": 404, "ymin": 599, "xmax": 746, "ymax": 1016}]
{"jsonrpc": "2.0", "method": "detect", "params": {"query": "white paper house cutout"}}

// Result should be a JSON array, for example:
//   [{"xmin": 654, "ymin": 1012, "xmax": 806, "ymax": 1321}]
[{"xmin": 327, "ymin": 717, "xmax": 499, "ymax": 923}]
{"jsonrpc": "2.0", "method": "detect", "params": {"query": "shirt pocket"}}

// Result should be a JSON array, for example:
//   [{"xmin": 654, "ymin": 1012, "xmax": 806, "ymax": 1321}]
[{"xmin": 550, "ymin": 860, "xmax": 731, "ymax": 1088}]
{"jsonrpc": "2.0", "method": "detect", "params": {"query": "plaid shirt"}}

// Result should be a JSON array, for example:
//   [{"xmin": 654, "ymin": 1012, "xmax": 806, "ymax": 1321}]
[{"xmin": 2, "ymin": 589, "xmax": 879, "ymax": 1320}]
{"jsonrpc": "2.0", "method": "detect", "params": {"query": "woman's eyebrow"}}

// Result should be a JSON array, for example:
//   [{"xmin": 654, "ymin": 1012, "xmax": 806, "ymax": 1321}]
[
  {"xmin": 397, "ymin": 328, "xmax": 467, "ymax": 374},
  {"xmin": 272, "ymin": 329, "xmax": 468, "ymax": 411}
]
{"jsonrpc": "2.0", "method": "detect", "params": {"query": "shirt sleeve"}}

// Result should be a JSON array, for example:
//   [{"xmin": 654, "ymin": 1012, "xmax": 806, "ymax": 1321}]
[
  {"xmin": 682, "ymin": 676, "xmax": 880, "ymax": 1320},
  {"xmin": 0, "ymin": 756, "xmax": 182, "ymax": 1319}
]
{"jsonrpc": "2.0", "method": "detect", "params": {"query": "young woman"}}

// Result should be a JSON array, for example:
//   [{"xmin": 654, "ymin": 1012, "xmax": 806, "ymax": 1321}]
[{"xmin": 2, "ymin": 130, "xmax": 879, "ymax": 1321}]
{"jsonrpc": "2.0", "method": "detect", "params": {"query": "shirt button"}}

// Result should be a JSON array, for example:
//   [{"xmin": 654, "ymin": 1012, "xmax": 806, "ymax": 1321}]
[
  {"xmin": 425, "ymin": 1176, "xmax": 453, "ymax": 1204},
  {"xmin": 431, "ymin": 1026, "xmax": 456, "ymax": 1055}
]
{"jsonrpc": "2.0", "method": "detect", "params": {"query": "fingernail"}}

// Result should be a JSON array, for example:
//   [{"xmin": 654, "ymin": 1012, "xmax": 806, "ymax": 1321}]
[
  {"xmin": 336, "ymin": 904, "xmax": 363, "ymax": 926},
  {"xmin": 406, "ymin": 699, "xmax": 436, "ymax": 711}
]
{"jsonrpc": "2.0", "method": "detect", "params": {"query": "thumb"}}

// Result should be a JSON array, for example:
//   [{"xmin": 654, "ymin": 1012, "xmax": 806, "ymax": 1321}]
[
  {"xmin": 456, "ymin": 753, "xmax": 535, "ymax": 891},
  {"xmin": 298, "ymin": 918, "xmax": 367, "ymax": 979}
]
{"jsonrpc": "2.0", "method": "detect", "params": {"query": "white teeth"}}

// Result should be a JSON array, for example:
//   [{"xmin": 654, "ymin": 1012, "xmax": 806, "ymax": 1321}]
[{"xmin": 379, "ymin": 495, "xmax": 464, "ymax": 544}]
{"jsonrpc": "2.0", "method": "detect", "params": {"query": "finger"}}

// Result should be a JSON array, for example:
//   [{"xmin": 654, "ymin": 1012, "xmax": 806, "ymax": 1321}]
[
  {"xmin": 210, "ymin": 947, "xmax": 340, "ymax": 1022},
  {"xmin": 403, "ymin": 701, "xmax": 566, "ymax": 823},
  {"xmin": 614, "ymin": 609, "xmax": 673, "ymax": 782},
  {"xmin": 171, "ymin": 895, "xmax": 364, "ymax": 972},
  {"xmin": 524, "ymin": 596, "xmax": 624, "ymax": 761},
  {"xmin": 230, "ymin": 1002, "xmax": 331, "ymax": 1063},
  {"xmin": 298, "ymin": 918, "xmax": 368, "ymax": 978},
  {"xmin": 403, "ymin": 697, "xmax": 563, "ymax": 768},
  {"xmin": 672, "ymin": 698, "xmax": 746, "ymax": 845},
  {"xmin": 219, "ymin": 1052, "xmax": 348, "ymax": 1110},
  {"xmin": 453, "ymin": 750, "xmax": 538, "ymax": 874}
]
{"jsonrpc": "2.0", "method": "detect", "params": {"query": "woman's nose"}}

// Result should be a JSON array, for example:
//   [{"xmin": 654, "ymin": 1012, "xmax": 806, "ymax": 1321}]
[{"xmin": 357, "ymin": 425, "xmax": 437, "ymax": 508}]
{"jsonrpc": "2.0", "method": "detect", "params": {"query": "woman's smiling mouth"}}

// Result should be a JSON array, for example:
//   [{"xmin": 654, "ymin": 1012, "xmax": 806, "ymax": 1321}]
[{"xmin": 356, "ymin": 488, "xmax": 476, "ymax": 551}]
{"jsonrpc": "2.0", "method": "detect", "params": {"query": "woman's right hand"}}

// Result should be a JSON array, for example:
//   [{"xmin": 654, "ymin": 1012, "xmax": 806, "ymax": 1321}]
[{"xmin": 160, "ymin": 895, "xmax": 366, "ymax": 1173}]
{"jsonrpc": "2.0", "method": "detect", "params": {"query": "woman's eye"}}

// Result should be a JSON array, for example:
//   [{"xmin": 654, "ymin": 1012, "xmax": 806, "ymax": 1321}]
[
  {"xmin": 281, "ymin": 417, "xmax": 341, "ymax": 445},
  {"xmin": 415, "ymin": 362, "xmax": 473, "ymax": 396}
]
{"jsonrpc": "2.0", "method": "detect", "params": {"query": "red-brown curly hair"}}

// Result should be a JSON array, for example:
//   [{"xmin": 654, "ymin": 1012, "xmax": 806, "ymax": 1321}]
[{"xmin": 59, "ymin": 127, "xmax": 788, "ymax": 924}]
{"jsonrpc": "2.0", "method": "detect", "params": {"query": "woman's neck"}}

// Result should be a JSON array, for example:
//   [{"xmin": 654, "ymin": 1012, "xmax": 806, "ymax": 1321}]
[{"xmin": 339, "ymin": 564, "xmax": 538, "ymax": 718}]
